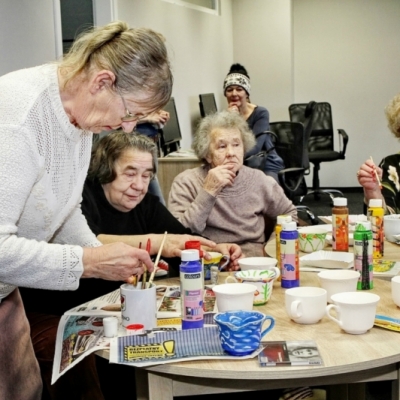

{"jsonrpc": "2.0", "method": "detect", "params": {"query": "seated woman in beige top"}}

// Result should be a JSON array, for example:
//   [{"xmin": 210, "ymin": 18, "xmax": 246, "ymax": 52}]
[{"xmin": 168, "ymin": 111, "xmax": 297, "ymax": 257}]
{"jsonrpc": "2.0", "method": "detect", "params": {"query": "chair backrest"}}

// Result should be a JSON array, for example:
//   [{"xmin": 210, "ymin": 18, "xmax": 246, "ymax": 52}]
[
  {"xmin": 269, "ymin": 121, "xmax": 308, "ymax": 199},
  {"xmin": 289, "ymin": 102, "xmax": 334, "ymax": 152},
  {"xmin": 269, "ymin": 121, "xmax": 308, "ymax": 171}
]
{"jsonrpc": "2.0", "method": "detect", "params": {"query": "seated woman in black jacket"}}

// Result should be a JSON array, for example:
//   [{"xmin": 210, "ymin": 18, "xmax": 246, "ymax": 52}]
[{"xmin": 82, "ymin": 130, "xmax": 242, "ymax": 283}]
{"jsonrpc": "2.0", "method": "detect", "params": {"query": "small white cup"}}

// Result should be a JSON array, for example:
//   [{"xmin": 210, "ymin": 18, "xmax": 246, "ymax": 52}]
[
  {"xmin": 120, "ymin": 282, "xmax": 157, "ymax": 330},
  {"xmin": 318, "ymin": 270, "xmax": 360, "ymax": 303},
  {"xmin": 285, "ymin": 286, "xmax": 327, "ymax": 324},
  {"xmin": 326, "ymin": 291, "xmax": 380, "ymax": 334},
  {"xmin": 102, "ymin": 316, "xmax": 119, "ymax": 338},
  {"xmin": 391, "ymin": 276, "xmax": 400, "ymax": 307},
  {"xmin": 212, "ymin": 283, "xmax": 256, "ymax": 312}
]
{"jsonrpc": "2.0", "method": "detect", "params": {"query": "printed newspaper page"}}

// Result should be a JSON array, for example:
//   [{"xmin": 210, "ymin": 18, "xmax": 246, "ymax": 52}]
[{"xmin": 52, "ymin": 285, "xmax": 218, "ymax": 384}]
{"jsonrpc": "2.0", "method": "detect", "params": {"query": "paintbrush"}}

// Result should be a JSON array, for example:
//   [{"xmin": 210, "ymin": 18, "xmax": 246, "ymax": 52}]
[
  {"xmin": 148, "ymin": 231, "xmax": 167, "ymax": 287},
  {"xmin": 370, "ymin": 156, "xmax": 382, "ymax": 188},
  {"xmin": 141, "ymin": 238, "xmax": 151, "ymax": 289}
]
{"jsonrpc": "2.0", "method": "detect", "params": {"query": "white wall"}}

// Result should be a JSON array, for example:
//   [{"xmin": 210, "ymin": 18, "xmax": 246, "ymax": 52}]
[
  {"xmin": 118, "ymin": 0, "xmax": 235, "ymax": 149},
  {"xmin": 3, "ymin": 0, "xmax": 400, "ymax": 189},
  {"xmin": 232, "ymin": 0, "xmax": 293, "ymax": 122},
  {"xmin": 0, "ymin": 0, "xmax": 59, "ymax": 75},
  {"xmin": 292, "ymin": 0, "xmax": 400, "ymax": 188}
]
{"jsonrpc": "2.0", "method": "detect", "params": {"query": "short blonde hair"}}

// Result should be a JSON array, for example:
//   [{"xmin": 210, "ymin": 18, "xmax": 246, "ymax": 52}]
[
  {"xmin": 385, "ymin": 93, "xmax": 400, "ymax": 139},
  {"xmin": 60, "ymin": 21, "xmax": 172, "ymax": 110},
  {"xmin": 193, "ymin": 111, "xmax": 256, "ymax": 163}
]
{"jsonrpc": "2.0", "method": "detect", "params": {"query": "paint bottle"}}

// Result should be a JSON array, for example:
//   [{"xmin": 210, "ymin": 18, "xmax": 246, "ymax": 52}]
[
  {"xmin": 367, "ymin": 199, "xmax": 384, "ymax": 259},
  {"xmin": 280, "ymin": 221, "xmax": 299, "ymax": 288},
  {"xmin": 185, "ymin": 240, "xmax": 206, "ymax": 279},
  {"xmin": 275, "ymin": 215, "xmax": 292, "ymax": 282},
  {"xmin": 354, "ymin": 221, "xmax": 373, "ymax": 290},
  {"xmin": 180, "ymin": 249, "xmax": 204, "ymax": 329},
  {"xmin": 332, "ymin": 197, "xmax": 349, "ymax": 252}
]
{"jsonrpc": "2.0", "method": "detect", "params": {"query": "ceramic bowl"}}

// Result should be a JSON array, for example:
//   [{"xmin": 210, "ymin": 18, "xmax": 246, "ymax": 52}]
[
  {"xmin": 212, "ymin": 283, "xmax": 256, "ymax": 312},
  {"xmin": 384, "ymin": 214, "xmax": 400, "ymax": 243},
  {"xmin": 214, "ymin": 310, "xmax": 274, "ymax": 355},
  {"xmin": 238, "ymin": 257, "xmax": 278, "ymax": 271},
  {"xmin": 298, "ymin": 226, "xmax": 328, "ymax": 253},
  {"xmin": 231, "ymin": 269, "xmax": 280, "ymax": 305}
]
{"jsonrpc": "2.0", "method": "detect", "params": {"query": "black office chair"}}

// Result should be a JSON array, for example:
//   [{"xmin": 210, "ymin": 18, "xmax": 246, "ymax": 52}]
[
  {"xmin": 269, "ymin": 121, "xmax": 318, "ymax": 225},
  {"xmin": 289, "ymin": 102, "xmax": 349, "ymax": 202}
]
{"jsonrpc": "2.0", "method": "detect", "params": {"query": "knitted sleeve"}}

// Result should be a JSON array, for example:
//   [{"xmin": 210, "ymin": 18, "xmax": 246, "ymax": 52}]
[{"xmin": 0, "ymin": 126, "xmax": 84, "ymax": 291}]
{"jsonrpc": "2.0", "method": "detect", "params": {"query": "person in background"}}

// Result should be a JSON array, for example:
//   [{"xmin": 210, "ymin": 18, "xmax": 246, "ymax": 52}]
[
  {"xmin": 357, "ymin": 93, "xmax": 400, "ymax": 214},
  {"xmin": 223, "ymin": 63, "xmax": 284, "ymax": 182},
  {"xmin": 136, "ymin": 109, "xmax": 170, "ymax": 205},
  {"xmin": 12, "ymin": 21, "xmax": 172, "ymax": 400},
  {"xmin": 168, "ymin": 111, "xmax": 297, "ymax": 257}
]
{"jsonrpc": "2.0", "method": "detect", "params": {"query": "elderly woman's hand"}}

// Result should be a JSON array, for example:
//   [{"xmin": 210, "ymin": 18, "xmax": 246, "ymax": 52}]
[
  {"xmin": 210, "ymin": 243, "xmax": 243, "ymax": 271},
  {"xmin": 203, "ymin": 165, "xmax": 236, "ymax": 196},
  {"xmin": 82, "ymin": 243, "xmax": 154, "ymax": 282},
  {"xmin": 357, "ymin": 159, "xmax": 383, "ymax": 195}
]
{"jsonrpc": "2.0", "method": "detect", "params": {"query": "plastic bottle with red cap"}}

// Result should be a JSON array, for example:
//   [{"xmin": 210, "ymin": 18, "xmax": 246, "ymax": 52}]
[{"xmin": 180, "ymin": 249, "xmax": 204, "ymax": 329}]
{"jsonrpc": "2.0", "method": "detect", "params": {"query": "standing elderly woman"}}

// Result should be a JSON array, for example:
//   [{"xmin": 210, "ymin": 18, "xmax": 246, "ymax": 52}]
[
  {"xmin": 357, "ymin": 93, "xmax": 400, "ymax": 214},
  {"xmin": 168, "ymin": 111, "xmax": 297, "ymax": 257},
  {"xmin": 1, "ymin": 21, "xmax": 171, "ymax": 399},
  {"xmin": 223, "ymin": 63, "xmax": 284, "ymax": 181}
]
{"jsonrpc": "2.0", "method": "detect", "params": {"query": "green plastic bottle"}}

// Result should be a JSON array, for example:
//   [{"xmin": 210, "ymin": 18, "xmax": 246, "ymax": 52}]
[{"xmin": 354, "ymin": 221, "xmax": 373, "ymax": 290}]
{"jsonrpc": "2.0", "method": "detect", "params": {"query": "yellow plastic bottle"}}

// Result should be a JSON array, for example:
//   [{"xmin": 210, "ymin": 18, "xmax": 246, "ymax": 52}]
[{"xmin": 367, "ymin": 199, "xmax": 384, "ymax": 258}]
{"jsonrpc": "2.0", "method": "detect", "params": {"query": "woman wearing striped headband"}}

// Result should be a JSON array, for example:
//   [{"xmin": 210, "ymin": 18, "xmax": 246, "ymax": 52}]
[{"xmin": 223, "ymin": 63, "xmax": 284, "ymax": 182}]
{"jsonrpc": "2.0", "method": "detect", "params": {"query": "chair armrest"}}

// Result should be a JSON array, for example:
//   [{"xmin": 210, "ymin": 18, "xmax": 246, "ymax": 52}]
[
  {"xmin": 337, "ymin": 129, "xmax": 349, "ymax": 157},
  {"xmin": 278, "ymin": 167, "xmax": 306, "ymax": 197}
]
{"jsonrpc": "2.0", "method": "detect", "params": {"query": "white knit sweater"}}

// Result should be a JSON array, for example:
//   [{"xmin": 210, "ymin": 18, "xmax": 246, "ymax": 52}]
[{"xmin": 0, "ymin": 64, "xmax": 100, "ymax": 298}]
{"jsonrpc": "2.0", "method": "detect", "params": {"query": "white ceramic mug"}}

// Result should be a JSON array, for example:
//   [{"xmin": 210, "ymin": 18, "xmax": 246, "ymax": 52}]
[
  {"xmin": 318, "ymin": 269, "xmax": 360, "ymax": 303},
  {"xmin": 391, "ymin": 276, "xmax": 400, "ymax": 307},
  {"xmin": 326, "ymin": 291, "xmax": 380, "ymax": 334},
  {"xmin": 225, "ymin": 268, "xmax": 280, "ymax": 306},
  {"xmin": 212, "ymin": 283, "xmax": 257, "ymax": 312},
  {"xmin": 285, "ymin": 287, "xmax": 327, "ymax": 324},
  {"xmin": 120, "ymin": 283, "xmax": 157, "ymax": 330}
]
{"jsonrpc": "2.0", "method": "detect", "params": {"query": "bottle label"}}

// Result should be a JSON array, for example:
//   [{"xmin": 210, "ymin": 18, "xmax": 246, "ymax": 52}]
[
  {"xmin": 280, "ymin": 238, "xmax": 299, "ymax": 283},
  {"xmin": 354, "ymin": 235, "xmax": 373, "ymax": 290},
  {"xmin": 368, "ymin": 210, "xmax": 384, "ymax": 258},
  {"xmin": 332, "ymin": 213, "xmax": 349, "ymax": 251},
  {"xmin": 275, "ymin": 226, "xmax": 282, "ymax": 281},
  {"xmin": 180, "ymin": 271, "xmax": 203, "ymax": 321}
]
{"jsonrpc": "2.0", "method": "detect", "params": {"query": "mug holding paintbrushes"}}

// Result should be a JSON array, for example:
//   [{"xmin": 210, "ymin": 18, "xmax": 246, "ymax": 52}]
[{"xmin": 120, "ymin": 232, "xmax": 168, "ymax": 331}]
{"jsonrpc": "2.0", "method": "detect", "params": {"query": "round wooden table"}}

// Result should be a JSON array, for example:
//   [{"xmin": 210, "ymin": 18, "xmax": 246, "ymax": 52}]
[{"xmin": 136, "ymin": 265, "xmax": 400, "ymax": 400}]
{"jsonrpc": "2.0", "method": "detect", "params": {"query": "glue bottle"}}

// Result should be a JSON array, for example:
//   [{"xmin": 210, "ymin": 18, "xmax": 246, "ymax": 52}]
[
  {"xmin": 367, "ymin": 199, "xmax": 384, "ymax": 259},
  {"xmin": 354, "ymin": 221, "xmax": 373, "ymax": 290},
  {"xmin": 275, "ymin": 215, "xmax": 292, "ymax": 282},
  {"xmin": 332, "ymin": 197, "xmax": 349, "ymax": 252},
  {"xmin": 280, "ymin": 221, "xmax": 299, "ymax": 288},
  {"xmin": 180, "ymin": 249, "xmax": 204, "ymax": 329}
]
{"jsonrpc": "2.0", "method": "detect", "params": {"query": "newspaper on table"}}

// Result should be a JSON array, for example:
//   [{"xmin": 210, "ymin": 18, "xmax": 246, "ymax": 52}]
[{"xmin": 52, "ymin": 285, "xmax": 221, "ymax": 384}]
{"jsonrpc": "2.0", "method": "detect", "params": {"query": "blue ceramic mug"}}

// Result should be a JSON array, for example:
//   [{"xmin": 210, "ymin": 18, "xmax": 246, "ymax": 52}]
[{"xmin": 214, "ymin": 310, "xmax": 275, "ymax": 356}]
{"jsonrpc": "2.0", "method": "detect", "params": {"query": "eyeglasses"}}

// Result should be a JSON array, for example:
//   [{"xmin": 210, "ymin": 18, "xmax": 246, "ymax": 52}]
[{"xmin": 117, "ymin": 89, "xmax": 148, "ymax": 123}]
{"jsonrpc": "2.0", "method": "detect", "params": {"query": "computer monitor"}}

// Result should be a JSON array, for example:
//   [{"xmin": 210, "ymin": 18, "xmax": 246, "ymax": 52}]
[
  {"xmin": 199, "ymin": 93, "xmax": 217, "ymax": 118},
  {"xmin": 160, "ymin": 97, "xmax": 182, "ymax": 155}
]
